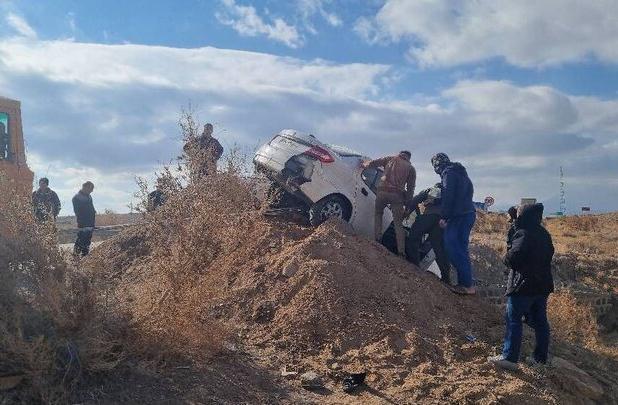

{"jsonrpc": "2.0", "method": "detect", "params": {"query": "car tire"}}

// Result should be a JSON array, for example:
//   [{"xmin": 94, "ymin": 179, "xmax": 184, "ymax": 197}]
[{"xmin": 309, "ymin": 195, "xmax": 351, "ymax": 226}]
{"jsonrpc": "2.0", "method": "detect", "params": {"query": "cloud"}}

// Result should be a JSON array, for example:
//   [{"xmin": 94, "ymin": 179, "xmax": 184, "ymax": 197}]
[
  {"xmin": 6, "ymin": 13, "xmax": 37, "ymax": 39},
  {"xmin": 216, "ymin": 0, "xmax": 302, "ymax": 48},
  {"xmin": 297, "ymin": 0, "xmax": 342, "ymax": 29},
  {"xmin": 0, "ymin": 28, "xmax": 617, "ymax": 213},
  {"xmin": 355, "ymin": 0, "xmax": 618, "ymax": 67}
]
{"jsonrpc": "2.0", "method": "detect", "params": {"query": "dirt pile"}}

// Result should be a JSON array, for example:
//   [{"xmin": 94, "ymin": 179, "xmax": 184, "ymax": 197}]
[{"xmin": 88, "ymin": 204, "xmax": 618, "ymax": 403}]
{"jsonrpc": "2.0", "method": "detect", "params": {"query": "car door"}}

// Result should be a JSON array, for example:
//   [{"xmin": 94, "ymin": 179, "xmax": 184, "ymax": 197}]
[{"xmin": 350, "ymin": 166, "xmax": 392, "ymax": 238}]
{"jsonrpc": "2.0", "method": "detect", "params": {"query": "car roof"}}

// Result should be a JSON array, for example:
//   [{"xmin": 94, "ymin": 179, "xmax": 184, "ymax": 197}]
[{"xmin": 277, "ymin": 129, "xmax": 367, "ymax": 158}]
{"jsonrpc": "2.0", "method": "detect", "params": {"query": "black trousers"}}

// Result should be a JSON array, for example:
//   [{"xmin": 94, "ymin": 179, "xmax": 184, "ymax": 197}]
[
  {"xmin": 406, "ymin": 213, "xmax": 451, "ymax": 283},
  {"xmin": 74, "ymin": 228, "xmax": 93, "ymax": 256}
]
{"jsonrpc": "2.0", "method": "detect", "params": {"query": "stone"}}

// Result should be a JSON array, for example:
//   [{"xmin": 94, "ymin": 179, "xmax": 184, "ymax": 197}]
[
  {"xmin": 281, "ymin": 261, "xmax": 299, "ymax": 277},
  {"xmin": 281, "ymin": 368, "xmax": 298, "ymax": 379},
  {"xmin": 300, "ymin": 371, "xmax": 323, "ymax": 389},
  {"xmin": 552, "ymin": 357, "xmax": 604, "ymax": 400}
]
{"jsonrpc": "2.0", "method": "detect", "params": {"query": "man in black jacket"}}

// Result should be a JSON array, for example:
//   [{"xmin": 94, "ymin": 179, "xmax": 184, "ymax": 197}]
[
  {"xmin": 406, "ymin": 183, "xmax": 451, "ymax": 284},
  {"xmin": 72, "ymin": 181, "xmax": 96, "ymax": 256},
  {"xmin": 489, "ymin": 203, "xmax": 554, "ymax": 371},
  {"xmin": 32, "ymin": 178, "xmax": 61, "ymax": 222}
]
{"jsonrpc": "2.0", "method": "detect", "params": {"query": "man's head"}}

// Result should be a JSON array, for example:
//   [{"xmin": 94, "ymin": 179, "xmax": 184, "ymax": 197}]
[
  {"xmin": 81, "ymin": 181, "xmax": 95, "ymax": 195},
  {"xmin": 203, "ymin": 123, "xmax": 213, "ymax": 137},
  {"xmin": 38, "ymin": 177, "xmax": 49, "ymax": 191},
  {"xmin": 398, "ymin": 150, "xmax": 411, "ymax": 161},
  {"xmin": 508, "ymin": 206, "xmax": 518, "ymax": 222},
  {"xmin": 431, "ymin": 152, "xmax": 451, "ymax": 175}
]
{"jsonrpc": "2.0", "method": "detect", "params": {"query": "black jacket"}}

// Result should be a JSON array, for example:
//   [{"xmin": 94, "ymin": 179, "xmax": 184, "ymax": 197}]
[
  {"xmin": 409, "ymin": 184, "xmax": 442, "ymax": 216},
  {"xmin": 440, "ymin": 162, "xmax": 475, "ymax": 220},
  {"xmin": 147, "ymin": 189, "xmax": 166, "ymax": 212},
  {"xmin": 72, "ymin": 191, "xmax": 96, "ymax": 228},
  {"xmin": 32, "ymin": 188, "xmax": 61, "ymax": 221},
  {"xmin": 504, "ymin": 203, "xmax": 554, "ymax": 296}
]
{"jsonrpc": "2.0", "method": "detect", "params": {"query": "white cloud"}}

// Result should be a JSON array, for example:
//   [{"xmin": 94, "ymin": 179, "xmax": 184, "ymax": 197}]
[
  {"xmin": 216, "ymin": 0, "xmax": 302, "ymax": 48},
  {"xmin": 1, "ymin": 25, "xmax": 617, "ymax": 212},
  {"xmin": 297, "ymin": 0, "xmax": 342, "ymax": 28},
  {"xmin": 356, "ymin": 0, "xmax": 618, "ymax": 67},
  {"xmin": 6, "ymin": 13, "xmax": 37, "ymax": 39}
]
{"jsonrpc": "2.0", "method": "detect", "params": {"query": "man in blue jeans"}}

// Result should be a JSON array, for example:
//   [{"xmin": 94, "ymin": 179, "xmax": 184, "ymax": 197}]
[
  {"xmin": 431, "ymin": 153, "xmax": 476, "ymax": 295},
  {"xmin": 489, "ymin": 203, "xmax": 555, "ymax": 371}
]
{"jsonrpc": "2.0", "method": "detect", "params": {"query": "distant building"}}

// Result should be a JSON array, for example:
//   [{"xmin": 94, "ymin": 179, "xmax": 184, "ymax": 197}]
[{"xmin": 0, "ymin": 96, "xmax": 34, "ymax": 193}]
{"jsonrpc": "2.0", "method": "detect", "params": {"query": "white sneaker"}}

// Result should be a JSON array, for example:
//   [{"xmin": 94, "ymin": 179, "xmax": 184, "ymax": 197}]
[{"xmin": 488, "ymin": 355, "xmax": 519, "ymax": 371}]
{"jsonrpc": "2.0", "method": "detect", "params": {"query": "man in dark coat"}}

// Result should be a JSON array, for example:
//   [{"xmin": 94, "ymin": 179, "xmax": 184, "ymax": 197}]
[
  {"xmin": 406, "ymin": 183, "xmax": 451, "ymax": 284},
  {"xmin": 183, "ymin": 123, "xmax": 224, "ymax": 179},
  {"xmin": 147, "ymin": 178, "xmax": 167, "ymax": 212},
  {"xmin": 431, "ymin": 153, "xmax": 476, "ymax": 295},
  {"xmin": 72, "ymin": 181, "xmax": 96, "ymax": 256},
  {"xmin": 489, "ymin": 203, "xmax": 555, "ymax": 371},
  {"xmin": 32, "ymin": 177, "xmax": 61, "ymax": 222}
]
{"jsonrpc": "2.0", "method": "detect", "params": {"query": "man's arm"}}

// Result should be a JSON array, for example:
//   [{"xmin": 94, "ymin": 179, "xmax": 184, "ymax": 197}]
[
  {"xmin": 364, "ymin": 156, "xmax": 391, "ymax": 169},
  {"xmin": 440, "ymin": 170, "xmax": 457, "ymax": 221},
  {"xmin": 213, "ymin": 139, "xmax": 224, "ymax": 160},
  {"xmin": 52, "ymin": 191, "xmax": 61, "ymax": 217},
  {"xmin": 408, "ymin": 188, "xmax": 430, "ymax": 210},
  {"xmin": 404, "ymin": 166, "xmax": 417, "ymax": 203},
  {"xmin": 504, "ymin": 230, "xmax": 530, "ymax": 273}
]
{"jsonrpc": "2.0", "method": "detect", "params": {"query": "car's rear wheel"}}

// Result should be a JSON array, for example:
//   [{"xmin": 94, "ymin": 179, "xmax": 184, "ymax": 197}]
[{"xmin": 309, "ymin": 195, "xmax": 351, "ymax": 226}]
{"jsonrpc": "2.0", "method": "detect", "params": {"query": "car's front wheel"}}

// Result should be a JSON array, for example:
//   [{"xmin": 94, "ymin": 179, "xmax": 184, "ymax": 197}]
[{"xmin": 309, "ymin": 195, "xmax": 351, "ymax": 226}]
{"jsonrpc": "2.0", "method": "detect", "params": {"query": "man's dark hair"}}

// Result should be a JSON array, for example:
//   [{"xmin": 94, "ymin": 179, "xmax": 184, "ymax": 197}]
[
  {"xmin": 83, "ymin": 181, "xmax": 94, "ymax": 189},
  {"xmin": 400, "ymin": 150, "xmax": 411, "ymax": 159},
  {"xmin": 39, "ymin": 177, "xmax": 49, "ymax": 186}
]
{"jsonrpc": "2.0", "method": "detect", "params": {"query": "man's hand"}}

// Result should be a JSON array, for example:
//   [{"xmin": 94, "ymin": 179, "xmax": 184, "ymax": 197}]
[{"xmin": 439, "ymin": 219, "xmax": 448, "ymax": 229}]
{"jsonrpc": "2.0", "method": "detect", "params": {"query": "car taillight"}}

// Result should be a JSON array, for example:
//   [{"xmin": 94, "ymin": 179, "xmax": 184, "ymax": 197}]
[{"xmin": 304, "ymin": 146, "xmax": 335, "ymax": 163}]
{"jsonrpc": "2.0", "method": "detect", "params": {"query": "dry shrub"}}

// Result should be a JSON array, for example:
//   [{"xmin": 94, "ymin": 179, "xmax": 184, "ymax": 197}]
[
  {"xmin": 95, "ymin": 209, "xmax": 124, "ymax": 227},
  {"xmin": 0, "ymin": 175, "xmax": 123, "ymax": 403},
  {"xmin": 564, "ymin": 215, "xmax": 599, "ymax": 232},
  {"xmin": 548, "ymin": 290, "xmax": 599, "ymax": 346},
  {"xmin": 473, "ymin": 211, "xmax": 509, "ymax": 235},
  {"xmin": 120, "ymin": 113, "xmax": 260, "ymax": 362}
]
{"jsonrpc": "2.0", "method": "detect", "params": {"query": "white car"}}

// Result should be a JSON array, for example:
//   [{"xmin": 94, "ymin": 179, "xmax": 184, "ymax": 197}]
[{"xmin": 253, "ymin": 129, "xmax": 393, "ymax": 239}]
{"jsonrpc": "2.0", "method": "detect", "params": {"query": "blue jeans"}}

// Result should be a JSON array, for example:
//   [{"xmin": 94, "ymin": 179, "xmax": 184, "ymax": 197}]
[
  {"xmin": 444, "ymin": 212, "xmax": 476, "ymax": 287},
  {"xmin": 502, "ymin": 295, "xmax": 550, "ymax": 363}
]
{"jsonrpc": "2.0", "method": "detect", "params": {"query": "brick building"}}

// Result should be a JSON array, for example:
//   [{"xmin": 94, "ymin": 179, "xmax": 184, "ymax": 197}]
[{"xmin": 0, "ymin": 96, "xmax": 34, "ymax": 193}]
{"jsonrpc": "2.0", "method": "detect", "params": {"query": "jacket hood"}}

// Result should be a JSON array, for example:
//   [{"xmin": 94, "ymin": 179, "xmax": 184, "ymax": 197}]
[
  {"xmin": 516, "ymin": 203, "xmax": 544, "ymax": 229},
  {"xmin": 443, "ymin": 162, "xmax": 468, "ymax": 176}
]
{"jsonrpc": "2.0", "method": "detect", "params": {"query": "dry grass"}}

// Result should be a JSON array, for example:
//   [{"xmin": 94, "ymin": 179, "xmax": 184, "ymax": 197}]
[
  {"xmin": 84, "ymin": 112, "xmax": 263, "ymax": 364},
  {"xmin": 0, "ymin": 176, "xmax": 123, "ymax": 403}
]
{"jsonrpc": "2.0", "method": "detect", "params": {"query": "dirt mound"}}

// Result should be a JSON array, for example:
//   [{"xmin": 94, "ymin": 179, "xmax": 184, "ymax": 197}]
[{"xmin": 87, "ymin": 212, "xmax": 618, "ymax": 403}]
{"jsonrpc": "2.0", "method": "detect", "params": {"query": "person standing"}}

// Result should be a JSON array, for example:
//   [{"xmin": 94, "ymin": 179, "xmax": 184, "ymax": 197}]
[
  {"xmin": 183, "ymin": 123, "xmax": 224, "ymax": 179},
  {"xmin": 32, "ymin": 177, "xmax": 61, "ymax": 222},
  {"xmin": 147, "ymin": 178, "xmax": 167, "ymax": 212},
  {"xmin": 489, "ymin": 203, "xmax": 554, "ymax": 371},
  {"xmin": 406, "ymin": 183, "xmax": 451, "ymax": 284},
  {"xmin": 362, "ymin": 151, "xmax": 416, "ymax": 257},
  {"xmin": 72, "ymin": 181, "xmax": 96, "ymax": 256},
  {"xmin": 431, "ymin": 153, "xmax": 476, "ymax": 295}
]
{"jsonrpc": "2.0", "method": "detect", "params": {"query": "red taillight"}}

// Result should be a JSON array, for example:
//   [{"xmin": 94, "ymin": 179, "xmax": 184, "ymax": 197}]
[{"xmin": 304, "ymin": 146, "xmax": 335, "ymax": 163}]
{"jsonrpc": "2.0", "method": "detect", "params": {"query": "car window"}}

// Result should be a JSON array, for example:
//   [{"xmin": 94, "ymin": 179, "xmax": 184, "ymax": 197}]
[{"xmin": 361, "ymin": 167, "xmax": 382, "ymax": 194}]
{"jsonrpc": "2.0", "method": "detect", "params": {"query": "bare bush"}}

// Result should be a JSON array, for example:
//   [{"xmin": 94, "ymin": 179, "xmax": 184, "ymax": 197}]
[{"xmin": 0, "ymin": 175, "xmax": 123, "ymax": 403}]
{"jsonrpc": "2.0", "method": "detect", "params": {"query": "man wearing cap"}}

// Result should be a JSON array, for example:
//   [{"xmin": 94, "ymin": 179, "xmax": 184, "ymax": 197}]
[{"xmin": 431, "ymin": 153, "xmax": 476, "ymax": 295}]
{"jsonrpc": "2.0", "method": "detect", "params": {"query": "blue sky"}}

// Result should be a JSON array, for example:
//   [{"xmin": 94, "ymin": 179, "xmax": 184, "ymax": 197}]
[{"xmin": 1, "ymin": 0, "xmax": 617, "ymax": 214}]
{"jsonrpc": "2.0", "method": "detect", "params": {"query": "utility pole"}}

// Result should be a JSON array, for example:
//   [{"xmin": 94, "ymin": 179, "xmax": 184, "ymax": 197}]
[{"xmin": 559, "ymin": 166, "xmax": 566, "ymax": 215}]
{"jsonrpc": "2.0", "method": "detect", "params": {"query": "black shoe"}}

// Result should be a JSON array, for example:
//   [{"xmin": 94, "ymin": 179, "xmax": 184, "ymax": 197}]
[{"xmin": 342, "ymin": 372, "xmax": 366, "ymax": 393}]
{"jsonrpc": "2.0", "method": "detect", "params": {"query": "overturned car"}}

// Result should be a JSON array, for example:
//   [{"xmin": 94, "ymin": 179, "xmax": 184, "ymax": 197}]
[{"xmin": 254, "ymin": 129, "xmax": 441, "ymax": 274}]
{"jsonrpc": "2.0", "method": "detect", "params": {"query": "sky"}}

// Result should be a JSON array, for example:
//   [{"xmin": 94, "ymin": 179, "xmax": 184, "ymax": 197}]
[{"xmin": 0, "ymin": 0, "xmax": 617, "ymax": 214}]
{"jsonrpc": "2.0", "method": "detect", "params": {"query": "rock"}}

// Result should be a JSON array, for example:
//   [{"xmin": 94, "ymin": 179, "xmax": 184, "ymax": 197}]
[
  {"xmin": 552, "ymin": 357, "xmax": 604, "ymax": 400},
  {"xmin": 329, "ymin": 362, "xmax": 341, "ymax": 370},
  {"xmin": 0, "ymin": 374, "xmax": 24, "ymax": 390},
  {"xmin": 300, "ymin": 371, "xmax": 323, "ymax": 389},
  {"xmin": 281, "ymin": 368, "xmax": 298, "ymax": 379},
  {"xmin": 281, "ymin": 261, "xmax": 299, "ymax": 277}
]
